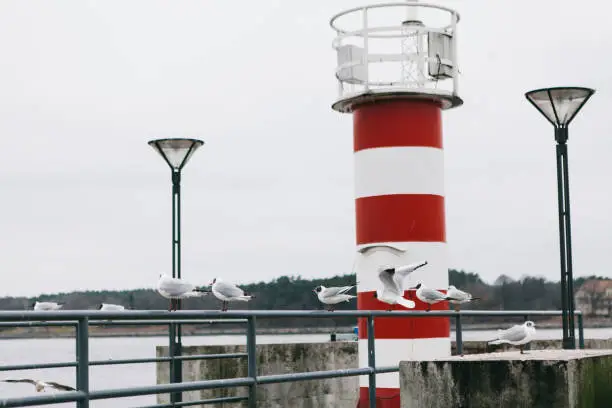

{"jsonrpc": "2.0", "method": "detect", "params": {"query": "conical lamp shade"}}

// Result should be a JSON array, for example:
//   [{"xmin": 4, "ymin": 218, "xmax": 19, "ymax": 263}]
[
  {"xmin": 148, "ymin": 138, "xmax": 204, "ymax": 170},
  {"xmin": 525, "ymin": 87, "xmax": 594, "ymax": 127}
]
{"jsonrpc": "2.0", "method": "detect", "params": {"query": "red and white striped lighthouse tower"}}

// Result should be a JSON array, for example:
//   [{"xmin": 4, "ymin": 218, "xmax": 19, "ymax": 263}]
[{"xmin": 330, "ymin": 2, "xmax": 462, "ymax": 406}]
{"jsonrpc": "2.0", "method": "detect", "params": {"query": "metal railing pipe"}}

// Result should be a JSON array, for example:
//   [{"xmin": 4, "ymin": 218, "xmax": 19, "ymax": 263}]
[
  {"xmin": 367, "ymin": 315, "xmax": 376, "ymax": 408},
  {"xmin": 89, "ymin": 353, "xmax": 248, "ymax": 367},
  {"xmin": 246, "ymin": 316, "xmax": 257, "ymax": 408},
  {"xmin": 0, "ymin": 391, "xmax": 86, "ymax": 407},
  {"xmin": 257, "ymin": 367, "xmax": 373, "ymax": 385},
  {"xmin": 0, "ymin": 361, "xmax": 77, "ymax": 371},
  {"xmin": 76, "ymin": 317, "xmax": 89, "ymax": 408},
  {"xmin": 0, "ymin": 321, "xmax": 76, "ymax": 328},
  {"xmin": 0, "ymin": 309, "xmax": 584, "ymax": 321},
  {"xmin": 455, "ymin": 313, "xmax": 463, "ymax": 356},
  {"xmin": 577, "ymin": 313, "xmax": 585, "ymax": 349},
  {"xmin": 139, "ymin": 395, "xmax": 249, "ymax": 408},
  {"xmin": 88, "ymin": 378, "xmax": 256, "ymax": 400}
]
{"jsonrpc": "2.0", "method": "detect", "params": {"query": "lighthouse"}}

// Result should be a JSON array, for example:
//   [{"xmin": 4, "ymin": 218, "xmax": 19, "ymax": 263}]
[{"xmin": 329, "ymin": 2, "xmax": 462, "ymax": 406}]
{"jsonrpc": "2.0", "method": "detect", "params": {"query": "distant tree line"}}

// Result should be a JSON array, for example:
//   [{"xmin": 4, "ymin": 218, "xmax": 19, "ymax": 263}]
[{"xmin": 0, "ymin": 271, "xmax": 608, "ymax": 328}]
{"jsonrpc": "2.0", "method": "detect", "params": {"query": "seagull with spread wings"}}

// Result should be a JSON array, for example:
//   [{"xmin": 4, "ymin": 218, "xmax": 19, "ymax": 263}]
[
  {"xmin": 2, "ymin": 379, "xmax": 76, "ymax": 392},
  {"xmin": 374, "ymin": 261, "xmax": 429, "ymax": 310}
]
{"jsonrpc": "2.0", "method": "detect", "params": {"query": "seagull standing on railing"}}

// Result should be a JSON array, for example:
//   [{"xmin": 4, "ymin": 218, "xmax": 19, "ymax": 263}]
[
  {"xmin": 373, "ymin": 261, "xmax": 429, "ymax": 311},
  {"xmin": 156, "ymin": 274, "xmax": 210, "ymax": 311},
  {"xmin": 210, "ymin": 278, "xmax": 253, "ymax": 311},
  {"xmin": 97, "ymin": 303, "xmax": 126, "ymax": 311},
  {"xmin": 2, "ymin": 379, "xmax": 76, "ymax": 392},
  {"xmin": 411, "ymin": 283, "xmax": 461, "ymax": 311},
  {"xmin": 446, "ymin": 285, "xmax": 481, "ymax": 311},
  {"xmin": 313, "ymin": 285, "xmax": 356, "ymax": 311},
  {"xmin": 32, "ymin": 301, "xmax": 64, "ymax": 311},
  {"xmin": 488, "ymin": 321, "xmax": 536, "ymax": 354}
]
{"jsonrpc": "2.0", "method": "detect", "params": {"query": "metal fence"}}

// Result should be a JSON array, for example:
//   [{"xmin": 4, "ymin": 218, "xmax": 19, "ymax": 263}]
[{"xmin": 0, "ymin": 309, "xmax": 584, "ymax": 408}]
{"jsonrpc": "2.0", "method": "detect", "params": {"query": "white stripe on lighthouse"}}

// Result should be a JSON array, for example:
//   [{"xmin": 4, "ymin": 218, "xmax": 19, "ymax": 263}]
[
  {"xmin": 355, "ymin": 241, "xmax": 448, "ymax": 292},
  {"xmin": 358, "ymin": 338, "xmax": 452, "ymax": 388},
  {"xmin": 354, "ymin": 146, "xmax": 445, "ymax": 198}
]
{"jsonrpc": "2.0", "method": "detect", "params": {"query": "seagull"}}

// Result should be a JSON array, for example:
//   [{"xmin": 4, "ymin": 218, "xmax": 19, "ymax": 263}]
[
  {"xmin": 313, "ymin": 285, "xmax": 356, "ymax": 311},
  {"xmin": 32, "ymin": 301, "xmax": 63, "ymax": 311},
  {"xmin": 488, "ymin": 321, "xmax": 536, "ymax": 354},
  {"xmin": 97, "ymin": 303, "xmax": 126, "ymax": 311},
  {"xmin": 210, "ymin": 278, "xmax": 253, "ymax": 311},
  {"xmin": 381, "ymin": 261, "xmax": 429, "ymax": 293},
  {"xmin": 156, "ymin": 274, "xmax": 210, "ymax": 311},
  {"xmin": 446, "ymin": 285, "xmax": 481, "ymax": 311},
  {"xmin": 411, "ymin": 283, "xmax": 460, "ymax": 311},
  {"xmin": 2, "ymin": 379, "xmax": 76, "ymax": 392},
  {"xmin": 372, "ymin": 262, "xmax": 429, "ymax": 311}
]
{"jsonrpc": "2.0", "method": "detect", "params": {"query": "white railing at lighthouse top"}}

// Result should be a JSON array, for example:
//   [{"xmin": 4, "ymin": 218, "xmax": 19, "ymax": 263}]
[{"xmin": 330, "ymin": 2, "xmax": 462, "ymax": 112}]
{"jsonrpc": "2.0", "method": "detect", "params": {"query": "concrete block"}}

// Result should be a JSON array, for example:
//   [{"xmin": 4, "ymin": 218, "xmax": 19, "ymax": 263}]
[
  {"xmin": 399, "ymin": 349, "xmax": 612, "ymax": 408},
  {"xmin": 157, "ymin": 342, "xmax": 359, "ymax": 407}
]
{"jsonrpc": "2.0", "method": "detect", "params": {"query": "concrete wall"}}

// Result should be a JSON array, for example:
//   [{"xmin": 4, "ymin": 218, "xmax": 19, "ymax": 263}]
[
  {"xmin": 399, "ymin": 349, "xmax": 612, "ymax": 408},
  {"xmin": 156, "ymin": 339, "xmax": 612, "ymax": 407},
  {"xmin": 156, "ymin": 342, "xmax": 359, "ymax": 408},
  {"xmin": 456, "ymin": 339, "xmax": 612, "ymax": 355}
]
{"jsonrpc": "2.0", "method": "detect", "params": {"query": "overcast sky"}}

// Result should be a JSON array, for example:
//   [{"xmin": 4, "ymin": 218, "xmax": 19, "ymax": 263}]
[{"xmin": 0, "ymin": 0, "xmax": 610, "ymax": 297}]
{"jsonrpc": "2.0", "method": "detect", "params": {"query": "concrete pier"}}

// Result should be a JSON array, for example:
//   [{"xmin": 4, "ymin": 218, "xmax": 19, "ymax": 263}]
[
  {"xmin": 399, "ymin": 349, "xmax": 612, "ymax": 408},
  {"xmin": 157, "ymin": 342, "xmax": 358, "ymax": 407},
  {"xmin": 156, "ymin": 340, "xmax": 612, "ymax": 407}
]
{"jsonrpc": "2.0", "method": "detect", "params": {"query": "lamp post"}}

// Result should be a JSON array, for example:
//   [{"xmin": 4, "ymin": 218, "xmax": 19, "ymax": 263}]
[
  {"xmin": 525, "ymin": 87, "xmax": 594, "ymax": 349},
  {"xmin": 148, "ymin": 137, "xmax": 204, "ymax": 404}
]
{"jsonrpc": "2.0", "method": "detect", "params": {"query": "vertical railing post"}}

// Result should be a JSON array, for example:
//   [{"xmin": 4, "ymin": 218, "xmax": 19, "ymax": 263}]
[
  {"xmin": 455, "ymin": 313, "xmax": 463, "ymax": 356},
  {"xmin": 169, "ymin": 322, "xmax": 179, "ymax": 405},
  {"xmin": 247, "ymin": 316, "xmax": 257, "ymax": 408},
  {"xmin": 76, "ymin": 317, "xmax": 89, "ymax": 408},
  {"xmin": 577, "ymin": 313, "xmax": 585, "ymax": 349},
  {"xmin": 367, "ymin": 315, "xmax": 376, "ymax": 408},
  {"xmin": 523, "ymin": 314, "xmax": 531, "ymax": 351}
]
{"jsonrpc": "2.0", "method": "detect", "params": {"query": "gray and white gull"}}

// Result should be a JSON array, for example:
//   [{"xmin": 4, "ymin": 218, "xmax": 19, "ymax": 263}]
[
  {"xmin": 488, "ymin": 321, "xmax": 536, "ymax": 354},
  {"xmin": 210, "ymin": 278, "xmax": 253, "ymax": 311},
  {"xmin": 374, "ymin": 261, "xmax": 429, "ymax": 310},
  {"xmin": 156, "ymin": 274, "xmax": 209, "ymax": 311},
  {"xmin": 314, "ymin": 284, "xmax": 356, "ymax": 311}
]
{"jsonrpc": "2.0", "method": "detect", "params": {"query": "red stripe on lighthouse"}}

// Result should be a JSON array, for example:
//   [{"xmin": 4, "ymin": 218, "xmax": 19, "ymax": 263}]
[
  {"xmin": 357, "ymin": 291, "xmax": 450, "ymax": 339},
  {"xmin": 355, "ymin": 194, "xmax": 446, "ymax": 245},
  {"xmin": 354, "ymin": 100, "xmax": 443, "ymax": 151}
]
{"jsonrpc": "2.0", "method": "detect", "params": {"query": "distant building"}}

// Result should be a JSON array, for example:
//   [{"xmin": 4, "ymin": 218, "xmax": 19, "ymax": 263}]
[{"xmin": 575, "ymin": 280, "xmax": 612, "ymax": 316}]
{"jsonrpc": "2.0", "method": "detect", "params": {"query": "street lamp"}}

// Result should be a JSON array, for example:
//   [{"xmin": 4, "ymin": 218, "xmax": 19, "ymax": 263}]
[
  {"xmin": 148, "ymin": 137, "xmax": 204, "ymax": 404},
  {"xmin": 525, "ymin": 87, "xmax": 595, "ymax": 349}
]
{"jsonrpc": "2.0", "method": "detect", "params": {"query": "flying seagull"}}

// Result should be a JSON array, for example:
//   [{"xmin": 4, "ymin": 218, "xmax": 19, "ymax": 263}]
[
  {"xmin": 210, "ymin": 278, "xmax": 253, "ymax": 311},
  {"xmin": 488, "ymin": 321, "xmax": 536, "ymax": 354},
  {"xmin": 446, "ymin": 285, "xmax": 481, "ymax": 311},
  {"xmin": 373, "ymin": 261, "xmax": 429, "ymax": 310},
  {"xmin": 32, "ymin": 301, "xmax": 63, "ymax": 311},
  {"xmin": 313, "ymin": 285, "xmax": 356, "ymax": 311},
  {"xmin": 411, "ymin": 283, "xmax": 461, "ymax": 311},
  {"xmin": 2, "ymin": 379, "xmax": 76, "ymax": 392},
  {"xmin": 156, "ymin": 274, "xmax": 210, "ymax": 311},
  {"xmin": 380, "ymin": 261, "xmax": 429, "ymax": 293},
  {"xmin": 97, "ymin": 303, "xmax": 126, "ymax": 311},
  {"xmin": 373, "ymin": 261, "xmax": 428, "ymax": 311}
]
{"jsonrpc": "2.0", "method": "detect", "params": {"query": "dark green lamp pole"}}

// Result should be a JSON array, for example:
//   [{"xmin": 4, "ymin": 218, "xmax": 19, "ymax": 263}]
[
  {"xmin": 148, "ymin": 138, "xmax": 204, "ymax": 404},
  {"xmin": 525, "ymin": 87, "xmax": 594, "ymax": 350}
]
